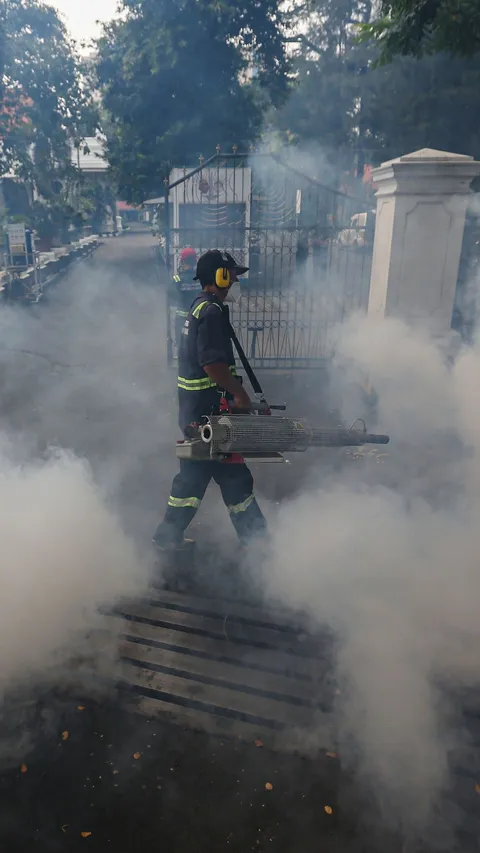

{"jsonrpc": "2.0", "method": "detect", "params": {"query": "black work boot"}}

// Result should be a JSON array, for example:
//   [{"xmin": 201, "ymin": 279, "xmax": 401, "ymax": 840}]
[
  {"xmin": 152, "ymin": 522, "xmax": 196, "ymax": 592},
  {"xmin": 152, "ymin": 522, "xmax": 195, "ymax": 551}
]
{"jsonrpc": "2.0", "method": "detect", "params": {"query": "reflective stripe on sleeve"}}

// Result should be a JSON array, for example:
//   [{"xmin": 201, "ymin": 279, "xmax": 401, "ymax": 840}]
[
  {"xmin": 191, "ymin": 300, "xmax": 222, "ymax": 319},
  {"xmin": 177, "ymin": 365, "xmax": 237, "ymax": 391},
  {"xmin": 191, "ymin": 300, "xmax": 209, "ymax": 319},
  {"xmin": 228, "ymin": 493, "xmax": 255, "ymax": 515},
  {"xmin": 167, "ymin": 495, "xmax": 201, "ymax": 509},
  {"xmin": 178, "ymin": 376, "xmax": 217, "ymax": 390}
]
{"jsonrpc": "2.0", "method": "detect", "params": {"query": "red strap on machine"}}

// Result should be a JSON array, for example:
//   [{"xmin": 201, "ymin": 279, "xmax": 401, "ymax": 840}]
[{"xmin": 221, "ymin": 453, "xmax": 244, "ymax": 464}]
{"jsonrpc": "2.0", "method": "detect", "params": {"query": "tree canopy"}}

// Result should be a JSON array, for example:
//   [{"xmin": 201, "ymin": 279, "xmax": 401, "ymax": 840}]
[
  {"xmin": 362, "ymin": 0, "xmax": 480, "ymax": 63},
  {"xmin": 1, "ymin": 0, "xmax": 97, "ymax": 238},
  {"xmin": 95, "ymin": 0, "xmax": 290, "ymax": 202},
  {"xmin": 275, "ymin": 0, "xmax": 480, "ymax": 172},
  {"xmin": 1, "ymin": 0, "xmax": 94, "ymax": 183},
  {"xmin": 4, "ymin": 0, "xmax": 473, "ymax": 210}
]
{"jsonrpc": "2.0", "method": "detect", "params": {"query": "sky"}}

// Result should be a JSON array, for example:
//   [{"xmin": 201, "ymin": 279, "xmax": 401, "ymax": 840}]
[{"xmin": 49, "ymin": 0, "xmax": 119, "ymax": 44}]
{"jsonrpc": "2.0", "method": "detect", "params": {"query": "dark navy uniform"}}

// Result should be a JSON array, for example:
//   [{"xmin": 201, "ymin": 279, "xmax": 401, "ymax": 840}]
[
  {"xmin": 154, "ymin": 292, "xmax": 267, "ymax": 547},
  {"xmin": 177, "ymin": 292, "xmax": 237, "ymax": 430},
  {"xmin": 171, "ymin": 269, "xmax": 201, "ymax": 350}
]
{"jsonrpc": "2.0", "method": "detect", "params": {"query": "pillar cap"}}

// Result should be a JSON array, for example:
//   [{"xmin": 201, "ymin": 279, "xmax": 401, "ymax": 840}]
[
  {"xmin": 372, "ymin": 148, "xmax": 480, "ymax": 196},
  {"xmin": 382, "ymin": 148, "xmax": 474, "ymax": 167}
]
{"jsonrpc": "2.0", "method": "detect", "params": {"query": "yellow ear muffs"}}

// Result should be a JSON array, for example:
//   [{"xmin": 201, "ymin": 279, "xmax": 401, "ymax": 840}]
[{"xmin": 215, "ymin": 267, "xmax": 230, "ymax": 288}]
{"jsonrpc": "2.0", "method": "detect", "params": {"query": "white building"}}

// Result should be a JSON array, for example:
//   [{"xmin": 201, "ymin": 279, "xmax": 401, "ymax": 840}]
[{"xmin": 71, "ymin": 135, "xmax": 109, "ymax": 174}]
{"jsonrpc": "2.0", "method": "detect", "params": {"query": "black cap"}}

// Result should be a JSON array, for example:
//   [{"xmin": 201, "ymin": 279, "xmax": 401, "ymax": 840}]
[{"xmin": 193, "ymin": 249, "xmax": 249, "ymax": 283}]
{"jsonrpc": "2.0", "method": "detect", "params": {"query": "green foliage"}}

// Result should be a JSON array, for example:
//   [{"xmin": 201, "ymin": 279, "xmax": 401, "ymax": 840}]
[
  {"xmin": 275, "ymin": 0, "xmax": 480, "ymax": 170},
  {"xmin": 276, "ymin": 1, "xmax": 377, "ymax": 169},
  {"xmin": 96, "ymin": 0, "xmax": 290, "ymax": 202},
  {"xmin": 360, "ymin": 0, "xmax": 480, "ymax": 62},
  {"xmin": 359, "ymin": 51, "xmax": 480, "ymax": 160},
  {"xmin": 75, "ymin": 177, "xmax": 117, "ymax": 232},
  {"xmin": 1, "ymin": 0, "xmax": 96, "ymax": 189}
]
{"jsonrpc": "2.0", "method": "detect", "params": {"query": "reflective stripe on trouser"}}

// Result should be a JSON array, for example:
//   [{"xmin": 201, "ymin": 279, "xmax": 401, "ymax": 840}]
[
  {"xmin": 160, "ymin": 459, "xmax": 267, "ymax": 543},
  {"xmin": 228, "ymin": 493, "xmax": 255, "ymax": 515},
  {"xmin": 167, "ymin": 495, "xmax": 201, "ymax": 509}
]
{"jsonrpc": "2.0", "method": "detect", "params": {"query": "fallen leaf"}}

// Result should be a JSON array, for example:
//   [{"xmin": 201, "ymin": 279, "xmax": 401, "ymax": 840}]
[
  {"xmin": 475, "ymin": 783, "xmax": 480, "ymax": 794},
  {"xmin": 326, "ymin": 752, "xmax": 337, "ymax": 759},
  {"xmin": 133, "ymin": 752, "xmax": 141, "ymax": 760},
  {"xmin": 20, "ymin": 764, "xmax": 27, "ymax": 773},
  {"xmin": 265, "ymin": 782, "xmax": 273, "ymax": 791},
  {"xmin": 255, "ymin": 739, "xmax": 263, "ymax": 748},
  {"xmin": 80, "ymin": 831, "xmax": 92, "ymax": 838},
  {"xmin": 324, "ymin": 805, "xmax": 333, "ymax": 815},
  {"xmin": 61, "ymin": 731, "xmax": 69, "ymax": 741},
  {"xmin": 113, "ymin": 769, "xmax": 120, "ymax": 775},
  {"xmin": 77, "ymin": 706, "xmax": 85, "ymax": 712}
]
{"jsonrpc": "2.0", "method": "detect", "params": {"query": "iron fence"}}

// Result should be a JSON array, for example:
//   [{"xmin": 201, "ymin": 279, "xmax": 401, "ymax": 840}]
[{"xmin": 160, "ymin": 152, "xmax": 374, "ymax": 368}]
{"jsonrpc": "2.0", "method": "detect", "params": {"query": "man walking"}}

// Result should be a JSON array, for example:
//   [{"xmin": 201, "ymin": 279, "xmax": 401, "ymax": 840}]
[{"xmin": 154, "ymin": 249, "xmax": 267, "ymax": 550}]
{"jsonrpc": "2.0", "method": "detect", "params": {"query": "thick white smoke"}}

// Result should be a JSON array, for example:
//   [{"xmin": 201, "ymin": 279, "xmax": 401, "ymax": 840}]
[
  {"xmin": 263, "ymin": 314, "xmax": 480, "ymax": 834},
  {"xmin": 0, "ymin": 441, "xmax": 148, "ymax": 695},
  {"xmin": 0, "ymin": 240, "xmax": 166, "ymax": 708}
]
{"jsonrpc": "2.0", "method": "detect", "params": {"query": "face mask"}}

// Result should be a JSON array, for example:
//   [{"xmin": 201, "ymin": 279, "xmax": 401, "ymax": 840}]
[{"xmin": 224, "ymin": 285, "xmax": 238, "ymax": 304}]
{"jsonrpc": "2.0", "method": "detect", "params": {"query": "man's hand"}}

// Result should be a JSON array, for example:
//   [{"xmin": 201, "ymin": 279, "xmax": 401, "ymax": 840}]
[
  {"xmin": 233, "ymin": 386, "xmax": 251, "ymax": 411},
  {"xmin": 204, "ymin": 362, "xmax": 251, "ymax": 410}
]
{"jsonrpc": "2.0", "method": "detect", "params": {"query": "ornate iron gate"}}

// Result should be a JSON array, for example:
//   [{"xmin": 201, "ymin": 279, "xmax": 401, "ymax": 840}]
[{"xmin": 162, "ymin": 152, "xmax": 374, "ymax": 368}]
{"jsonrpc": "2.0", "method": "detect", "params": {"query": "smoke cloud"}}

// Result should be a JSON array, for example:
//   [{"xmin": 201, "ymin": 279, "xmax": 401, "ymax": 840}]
[
  {"xmin": 262, "ymin": 314, "xmax": 480, "ymax": 838},
  {"xmin": 0, "ymin": 442, "xmax": 147, "ymax": 693},
  {"xmin": 0, "ymin": 240, "xmax": 169, "ymax": 733}
]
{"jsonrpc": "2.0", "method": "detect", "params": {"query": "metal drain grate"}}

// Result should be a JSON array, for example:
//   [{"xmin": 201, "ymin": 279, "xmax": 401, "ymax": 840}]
[{"xmin": 112, "ymin": 589, "xmax": 336, "ymax": 755}]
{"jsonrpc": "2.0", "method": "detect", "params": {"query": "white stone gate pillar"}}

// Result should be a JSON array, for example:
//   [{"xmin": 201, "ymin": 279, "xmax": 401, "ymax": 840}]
[{"xmin": 368, "ymin": 148, "xmax": 480, "ymax": 334}]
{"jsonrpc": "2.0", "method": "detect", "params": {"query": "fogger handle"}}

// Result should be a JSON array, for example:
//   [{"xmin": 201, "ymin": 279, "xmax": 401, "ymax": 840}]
[
  {"xmin": 230, "ymin": 402, "xmax": 287, "ymax": 414},
  {"xmin": 251, "ymin": 402, "xmax": 287, "ymax": 412}
]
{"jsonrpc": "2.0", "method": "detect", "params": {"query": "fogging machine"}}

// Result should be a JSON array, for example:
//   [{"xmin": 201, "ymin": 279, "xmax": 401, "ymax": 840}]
[
  {"xmin": 176, "ymin": 407, "xmax": 389, "ymax": 463},
  {"xmin": 175, "ymin": 323, "xmax": 389, "ymax": 463}
]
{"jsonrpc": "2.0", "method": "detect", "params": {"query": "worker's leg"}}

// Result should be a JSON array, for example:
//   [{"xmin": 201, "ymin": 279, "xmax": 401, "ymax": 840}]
[
  {"xmin": 212, "ymin": 462, "xmax": 267, "ymax": 543},
  {"xmin": 153, "ymin": 460, "xmax": 212, "ymax": 548}
]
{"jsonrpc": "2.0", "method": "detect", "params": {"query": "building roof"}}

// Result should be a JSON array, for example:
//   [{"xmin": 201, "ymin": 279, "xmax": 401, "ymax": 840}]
[{"xmin": 117, "ymin": 200, "xmax": 138, "ymax": 212}]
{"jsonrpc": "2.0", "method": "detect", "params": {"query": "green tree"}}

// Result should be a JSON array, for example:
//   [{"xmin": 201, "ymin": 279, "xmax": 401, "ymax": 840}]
[
  {"xmin": 0, "ymin": 1, "xmax": 6, "ymax": 103},
  {"xmin": 362, "ymin": 0, "xmax": 480, "ymax": 62},
  {"xmin": 359, "ymin": 51, "xmax": 480, "ymax": 160},
  {"xmin": 276, "ymin": 0, "xmax": 480, "ymax": 171},
  {"xmin": 96, "ymin": 0, "xmax": 290, "ymax": 203},
  {"xmin": 1, "ymin": 0, "xmax": 96, "ymax": 204},
  {"xmin": 276, "ymin": 0, "xmax": 377, "ymax": 171}
]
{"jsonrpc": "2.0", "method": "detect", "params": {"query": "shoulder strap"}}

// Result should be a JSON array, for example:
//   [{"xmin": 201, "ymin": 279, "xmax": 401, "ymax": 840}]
[{"xmin": 228, "ymin": 323, "xmax": 264, "ymax": 397}]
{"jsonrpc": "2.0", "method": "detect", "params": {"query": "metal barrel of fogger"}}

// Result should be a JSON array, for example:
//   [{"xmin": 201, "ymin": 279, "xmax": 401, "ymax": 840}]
[{"xmin": 200, "ymin": 416, "xmax": 389, "ymax": 454}]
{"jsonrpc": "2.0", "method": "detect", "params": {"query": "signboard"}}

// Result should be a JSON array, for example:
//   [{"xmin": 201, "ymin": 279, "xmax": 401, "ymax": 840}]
[{"xmin": 6, "ymin": 222, "xmax": 27, "ymax": 255}]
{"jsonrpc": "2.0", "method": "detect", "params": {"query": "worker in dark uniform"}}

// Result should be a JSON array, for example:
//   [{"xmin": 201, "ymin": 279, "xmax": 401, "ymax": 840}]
[
  {"xmin": 171, "ymin": 247, "xmax": 200, "ymax": 351},
  {"xmin": 154, "ymin": 249, "xmax": 267, "ymax": 550}
]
